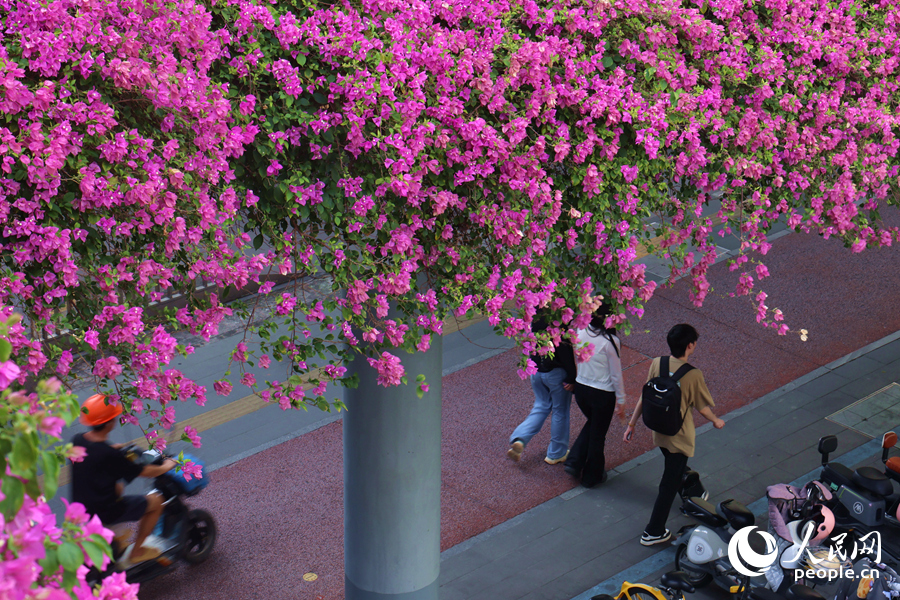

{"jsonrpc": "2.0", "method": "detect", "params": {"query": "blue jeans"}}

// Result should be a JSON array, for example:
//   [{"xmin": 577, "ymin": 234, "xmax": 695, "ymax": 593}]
[{"xmin": 509, "ymin": 368, "xmax": 572, "ymax": 460}]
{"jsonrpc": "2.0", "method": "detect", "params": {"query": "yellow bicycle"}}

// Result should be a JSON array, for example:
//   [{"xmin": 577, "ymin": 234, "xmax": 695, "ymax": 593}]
[{"xmin": 592, "ymin": 571, "xmax": 697, "ymax": 600}]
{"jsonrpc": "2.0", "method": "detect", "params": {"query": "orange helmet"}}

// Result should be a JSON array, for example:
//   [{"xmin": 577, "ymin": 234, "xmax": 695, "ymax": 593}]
[{"xmin": 80, "ymin": 393, "xmax": 123, "ymax": 426}]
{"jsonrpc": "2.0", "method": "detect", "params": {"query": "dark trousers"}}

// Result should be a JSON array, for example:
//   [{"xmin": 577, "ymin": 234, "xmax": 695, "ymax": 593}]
[
  {"xmin": 565, "ymin": 383, "xmax": 616, "ymax": 488},
  {"xmin": 646, "ymin": 447, "xmax": 690, "ymax": 535}
]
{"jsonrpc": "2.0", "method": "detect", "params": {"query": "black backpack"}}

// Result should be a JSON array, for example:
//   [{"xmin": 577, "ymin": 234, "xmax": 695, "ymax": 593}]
[{"xmin": 641, "ymin": 356, "xmax": 694, "ymax": 436}]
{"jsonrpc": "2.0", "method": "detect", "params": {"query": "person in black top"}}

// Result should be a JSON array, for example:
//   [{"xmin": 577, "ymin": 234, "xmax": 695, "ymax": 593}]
[
  {"xmin": 507, "ymin": 313, "xmax": 577, "ymax": 464},
  {"xmin": 72, "ymin": 394, "xmax": 177, "ymax": 564}
]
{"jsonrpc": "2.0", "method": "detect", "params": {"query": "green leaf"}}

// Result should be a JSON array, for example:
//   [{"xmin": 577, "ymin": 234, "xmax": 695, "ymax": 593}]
[
  {"xmin": 58, "ymin": 541, "xmax": 84, "ymax": 572},
  {"xmin": 62, "ymin": 568, "xmax": 77, "ymax": 590},
  {"xmin": 0, "ymin": 476, "xmax": 24, "ymax": 519},
  {"xmin": 0, "ymin": 338, "xmax": 10, "ymax": 361},
  {"xmin": 253, "ymin": 234, "xmax": 264, "ymax": 250},
  {"xmin": 41, "ymin": 451, "xmax": 61, "ymax": 500},
  {"xmin": 38, "ymin": 547, "xmax": 59, "ymax": 575},
  {"xmin": 10, "ymin": 435, "xmax": 37, "ymax": 476},
  {"xmin": 82, "ymin": 539, "xmax": 110, "ymax": 568},
  {"xmin": 24, "ymin": 477, "xmax": 40, "ymax": 500}
]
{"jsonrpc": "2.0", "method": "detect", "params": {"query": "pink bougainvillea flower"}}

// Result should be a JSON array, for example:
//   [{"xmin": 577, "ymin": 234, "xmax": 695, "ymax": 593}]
[
  {"xmin": 366, "ymin": 352, "xmax": 406, "ymax": 387},
  {"xmin": 38, "ymin": 416, "xmax": 66, "ymax": 438},
  {"xmin": 66, "ymin": 445, "xmax": 88, "ymax": 463},
  {"xmin": 179, "ymin": 460, "xmax": 204, "ymax": 482},
  {"xmin": 0, "ymin": 360, "xmax": 21, "ymax": 390},
  {"xmin": 620, "ymin": 165, "xmax": 639, "ymax": 183},
  {"xmin": 183, "ymin": 425, "xmax": 202, "ymax": 448},
  {"xmin": 56, "ymin": 350, "xmax": 73, "ymax": 377},
  {"xmin": 213, "ymin": 380, "xmax": 233, "ymax": 396}
]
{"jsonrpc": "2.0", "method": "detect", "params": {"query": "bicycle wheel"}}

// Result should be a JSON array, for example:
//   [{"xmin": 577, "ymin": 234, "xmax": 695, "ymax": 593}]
[{"xmin": 625, "ymin": 589, "xmax": 666, "ymax": 600}]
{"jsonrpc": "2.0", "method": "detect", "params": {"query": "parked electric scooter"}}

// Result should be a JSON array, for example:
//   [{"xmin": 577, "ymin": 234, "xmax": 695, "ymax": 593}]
[
  {"xmin": 817, "ymin": 435, "xmax": 895, "ymax": 527},
  {"xmin": 89, "ymin": 446, "xmax": 217, "ymax": 585},
  {"xmin": 833, "ymin": 557, "xmax": 900, "ymax": 600},
  {"xmin": 816, "ymin": 435, "xmax": 900, "ymax": 565},
  {"xmin": 673, "ymin": 495, "xmax": 758, "ymax": 591},
  {"xmin": 879, "ymin": 431, "xmax": 900, "ymax": 526}
]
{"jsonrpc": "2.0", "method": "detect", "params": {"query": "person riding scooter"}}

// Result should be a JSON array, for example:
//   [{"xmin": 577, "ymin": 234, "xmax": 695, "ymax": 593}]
[{"xmin": 71, "ymin": 393, "xmax": 177, "ymax": 565}]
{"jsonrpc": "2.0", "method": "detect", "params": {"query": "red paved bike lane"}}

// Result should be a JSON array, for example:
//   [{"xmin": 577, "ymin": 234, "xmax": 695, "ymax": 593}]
[{"xmin": 139, "ymin": 220, "xmax": 900, "ymax": 600}]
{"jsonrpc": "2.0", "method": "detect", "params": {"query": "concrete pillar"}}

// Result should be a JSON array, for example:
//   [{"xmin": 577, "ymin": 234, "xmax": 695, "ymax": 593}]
[{"xmin": 344, "ymin": 336, "xmax": 443, "ymax": 600}]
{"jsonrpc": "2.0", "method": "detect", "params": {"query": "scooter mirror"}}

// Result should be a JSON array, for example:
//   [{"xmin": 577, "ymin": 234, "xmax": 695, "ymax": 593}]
[{"xmin": 818, "ymin": 436, "xmax": 838, "ymax": 464}]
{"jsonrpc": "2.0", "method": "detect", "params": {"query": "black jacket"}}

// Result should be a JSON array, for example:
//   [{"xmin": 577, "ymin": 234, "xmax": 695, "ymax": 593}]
[{"xmin": 530, "ymin": 318, "xmax": 577, "ymax": 384}]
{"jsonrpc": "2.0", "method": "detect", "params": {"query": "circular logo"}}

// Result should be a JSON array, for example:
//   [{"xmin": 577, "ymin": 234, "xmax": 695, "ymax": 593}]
[
  {"xmin": 728, "ymin": 526, "xmax": 779, "ymax": 577},
  {"xmin": 853, "ymin": 502, "xmax": 864, "ymax": 514}
]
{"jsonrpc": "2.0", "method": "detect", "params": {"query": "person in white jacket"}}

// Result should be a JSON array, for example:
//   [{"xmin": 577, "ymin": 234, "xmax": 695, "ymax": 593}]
[{"xmin": 564, "ymin": 305, "xmax": 626, "ymax": 487}]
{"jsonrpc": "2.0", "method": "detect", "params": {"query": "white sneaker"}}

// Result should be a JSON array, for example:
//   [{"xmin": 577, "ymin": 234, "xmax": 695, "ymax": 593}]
[{"xmin": 640, "ymin": 529, "xmax": 672, "ymax": 546}]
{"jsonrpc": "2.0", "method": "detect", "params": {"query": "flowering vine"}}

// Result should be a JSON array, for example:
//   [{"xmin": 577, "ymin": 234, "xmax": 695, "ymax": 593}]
[
  {"xmin": 215, "ymin": 0, "xmax": 900, "ymax": 400},
  {"xmin": 0, "ymin": 312, "xmax": 139, "ymax": 598}
]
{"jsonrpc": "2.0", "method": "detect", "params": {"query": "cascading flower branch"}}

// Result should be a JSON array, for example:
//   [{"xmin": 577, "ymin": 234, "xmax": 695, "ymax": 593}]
[
  {"xmin": 0, "ymin": 312, "xmax": 139, "ymax": 599},
  {"xmin": 0, "ymin": 0, "xmax": 281, "ymax": 451},
  {"xmin": 213, "ymin": 0, "xmax": 900, "ymax": 405}
]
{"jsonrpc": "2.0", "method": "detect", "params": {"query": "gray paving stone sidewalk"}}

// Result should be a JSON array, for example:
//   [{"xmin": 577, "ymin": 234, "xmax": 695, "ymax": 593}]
[{"xmin": 438, "ymin": 332, "xmax": 900, "ymax": 600}]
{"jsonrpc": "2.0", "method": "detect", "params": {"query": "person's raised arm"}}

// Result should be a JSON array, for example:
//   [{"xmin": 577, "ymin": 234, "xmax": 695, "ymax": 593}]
[{"xmin": 140, "ymin": 458, "xmax": 177, "ymax": 478}]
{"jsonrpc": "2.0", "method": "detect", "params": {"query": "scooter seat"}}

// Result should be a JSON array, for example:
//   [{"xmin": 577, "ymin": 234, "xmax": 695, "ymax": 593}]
[
  {"xmin": 823, "ymin": 463, "xmax": 856, "ymax": 489},
  {"xmin": 681, "ymin": 496, "xmax": 728, "ymax": 528},
  {"xmin": 661, "ymin": 571, "xmax": 696, "ymax": 593},
  {"xmin": 717, "ymin": 499, "xmax": 755, "ymax": 530},
  {"xmin": 748, "ymin": 587, "xmax": 783, "ymax": 600},
  {"xmin": 853, "ymin": 466, "xmax": 893, "ymax": 497},
  {"xmin": 786, "ymin": 585, "xmax": 826, "ymax": 600}
]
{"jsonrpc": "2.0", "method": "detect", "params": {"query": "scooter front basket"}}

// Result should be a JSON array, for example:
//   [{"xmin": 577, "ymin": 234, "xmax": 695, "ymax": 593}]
[{"xmin": 168, "ymin": 454, "xmax": 209, "ymax": 497}]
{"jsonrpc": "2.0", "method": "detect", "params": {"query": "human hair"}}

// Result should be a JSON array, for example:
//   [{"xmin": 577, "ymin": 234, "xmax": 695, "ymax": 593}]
[
  {"xmin": 587, "ymin": 303, "xmax": 617, "ymax": 345},
  {"xmin": 667, "ymin": 323, "xmax": 699, "ymax": 358},
  {"xmin": 91, "ymin": 420, "xmax": 114, "ymax": 432}
]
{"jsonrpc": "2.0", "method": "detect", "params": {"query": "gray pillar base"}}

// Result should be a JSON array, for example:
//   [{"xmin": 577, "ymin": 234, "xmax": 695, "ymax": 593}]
[{"xmin": 345, "ymin": 576, "xmax": 438, "ymax": 600}]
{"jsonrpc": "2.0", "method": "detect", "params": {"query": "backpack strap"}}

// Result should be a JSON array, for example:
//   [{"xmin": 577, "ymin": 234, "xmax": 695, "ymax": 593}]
[{"xmin": 669, "ymin": 359, "xmax": 694, "ymax": 382}]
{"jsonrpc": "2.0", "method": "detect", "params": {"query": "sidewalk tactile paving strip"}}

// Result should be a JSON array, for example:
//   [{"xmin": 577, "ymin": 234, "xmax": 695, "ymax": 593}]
[{"xmin": 827, "ymin": 383, "xmax": 900, "ymax": 438}]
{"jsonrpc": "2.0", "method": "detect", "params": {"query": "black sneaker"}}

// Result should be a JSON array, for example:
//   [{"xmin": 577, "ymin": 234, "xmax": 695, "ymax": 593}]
[{"xmin": 640, "ymin": 529, "xmax": 671, "ymax": 546}]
